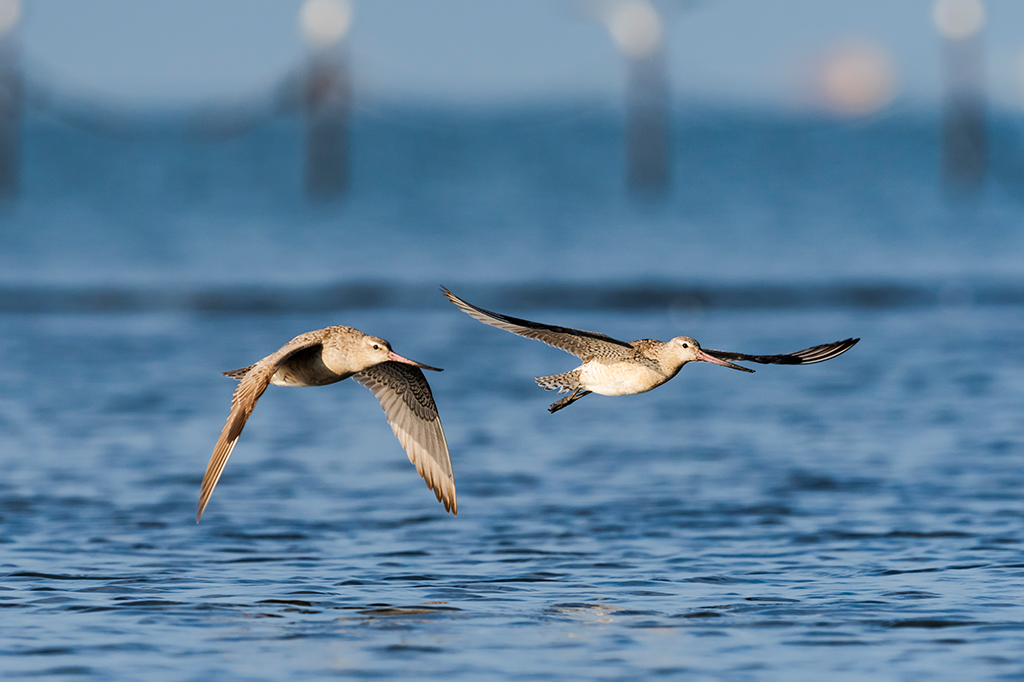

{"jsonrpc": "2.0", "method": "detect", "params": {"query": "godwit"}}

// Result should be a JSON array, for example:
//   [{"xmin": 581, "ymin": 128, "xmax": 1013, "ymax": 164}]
[
  {"xmin": 196, "ymin": 326, "xmax": 455, "ymax": 522},
  {"xmin": 443, "ymin": 287, "xmax": 858, "ymax": 413}
]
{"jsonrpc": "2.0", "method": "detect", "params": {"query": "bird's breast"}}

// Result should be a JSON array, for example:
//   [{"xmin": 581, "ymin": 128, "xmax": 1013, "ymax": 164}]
[
  {"xmin": 579, "ymin": 360, "xmax": 670, "ymax": 396},
  {"xmin": 270, "ymin": 350, "xmax": 350, "ymax": 387}
]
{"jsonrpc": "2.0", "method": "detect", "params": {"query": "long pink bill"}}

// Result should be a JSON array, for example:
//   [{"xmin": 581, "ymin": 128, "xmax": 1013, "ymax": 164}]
[
  {"xmin": 387, "ymin": 350, "xmax": 444, "ymax": 372},
  {"xmin": 697, "ymin": 349, "xmax": 755, "ymax": 373}
]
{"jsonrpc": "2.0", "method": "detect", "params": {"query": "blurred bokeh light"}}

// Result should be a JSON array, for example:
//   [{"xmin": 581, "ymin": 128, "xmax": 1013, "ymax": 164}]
[
  {"xmin": 299, "ymin": 0, "xmax": 353, "ymax": 50},
  {"xmin": 604, "ymin": 0, "xmax": 663, "ymax": 59},
  {"xmin": 814, "ymin": 42, "xmax": 898, "ymax": 116},
  {"xmin": 0, "ymin": 0, "xmax": 20, "ymax": 37},
  {"xmin": 933, "ymin": 0, "xmax": 985, "ymax": 40},
  {"xmin": 0, "ymin": 2, "xmax": 15, "ymax": 42}
]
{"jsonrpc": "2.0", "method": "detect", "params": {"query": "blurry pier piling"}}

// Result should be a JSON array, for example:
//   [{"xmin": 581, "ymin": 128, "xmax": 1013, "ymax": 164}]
[
  {"xmin": 300, "ymin": 0, "xmax": 353, "ymax": 200},
  {"xmin": 0, "ymin": 0, "xmax": 22, "ymax": 198},
  {"xmin": 604, "ymin": 0, "xmax": 671, "ymax": 194},
  {"xmin": 625, "ymin": 46, "xmax": 670, "ymax": 192},
  {"xmin": 304, "ymin": 54, "xmax": 351, "ymax": 199},
  {"xmin": 934, "ymin": 0, "xmax": 987, "ymax": 190}
]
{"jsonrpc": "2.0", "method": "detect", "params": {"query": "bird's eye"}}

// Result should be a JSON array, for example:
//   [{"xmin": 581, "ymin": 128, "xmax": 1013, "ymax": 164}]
[
  {"xmin": 373, "ymin": 344, "xmax": 379, "ymax": 350},
  {"xmin": 681, "ymin": 343, "xmax": 689, "ymax": 348}
]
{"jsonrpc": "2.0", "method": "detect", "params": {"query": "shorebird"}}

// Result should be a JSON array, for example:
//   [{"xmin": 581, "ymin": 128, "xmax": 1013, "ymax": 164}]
[
  {"xmin": 442, "ymin": 287, "xmax": 858, "ymax": 413},
  {"xmin": 196, "ymin": 326, "xmax": 455, "ymax": 522}
]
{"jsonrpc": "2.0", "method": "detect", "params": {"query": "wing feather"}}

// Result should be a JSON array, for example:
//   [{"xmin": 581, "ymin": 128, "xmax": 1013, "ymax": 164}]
[
  {"xmin": 196, "ymin": 336, "xmax": 326, "ymax": 522},
  {"xmin": 353, "ymin": 362, "xmax": 457, "ymax": 515},
  {"xmin": 442, "ymin": 287, "xmax": 633, "ymax": 361}
]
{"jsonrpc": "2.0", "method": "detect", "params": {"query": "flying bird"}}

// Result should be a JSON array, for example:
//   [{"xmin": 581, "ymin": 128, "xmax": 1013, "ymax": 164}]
[
  {"xmin": 196, "ymin": 326, "xmax": 455, "ymax": 522},
  {"xmin": 443, "ymin": 287, "xmax": 858, "ymax": 413}
]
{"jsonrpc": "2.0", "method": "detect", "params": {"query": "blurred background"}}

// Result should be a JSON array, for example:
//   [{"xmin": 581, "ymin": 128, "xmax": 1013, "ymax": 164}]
[{"xmin": 1, "ymin": 0, "xmax": 1022, "ymax": 299}]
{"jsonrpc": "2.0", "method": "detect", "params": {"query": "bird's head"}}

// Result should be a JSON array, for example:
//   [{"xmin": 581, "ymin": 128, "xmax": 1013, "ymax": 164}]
[
  {"xmin": 667, "ymin": 336, "xmax": 753, "ymax": 373},
  {"xmin": 361, "ymin": 335, "xmax": 443, "ymax": 372}
]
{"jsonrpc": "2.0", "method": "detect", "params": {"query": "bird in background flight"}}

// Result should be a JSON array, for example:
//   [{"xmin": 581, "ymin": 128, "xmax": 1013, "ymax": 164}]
[{"xmin": 443, "ymin": 287, "xmax": 858, "ymax": 413}]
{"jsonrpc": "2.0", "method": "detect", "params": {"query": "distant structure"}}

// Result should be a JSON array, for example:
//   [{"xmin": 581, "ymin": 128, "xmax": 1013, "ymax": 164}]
[
  {"xmin": 602, "ymin": 0, "xmax": 670, "ymax": 193},
  {"xmin": 299, "ymin": 0, "xmax": 353, "ymax": 200},
  {"xmin": 0, "ymin": 0, "xmax": 22, "ymax": 198},
  {"xmin": 933, "ymin": 0, "xmax": 986, "ymax": 190}
]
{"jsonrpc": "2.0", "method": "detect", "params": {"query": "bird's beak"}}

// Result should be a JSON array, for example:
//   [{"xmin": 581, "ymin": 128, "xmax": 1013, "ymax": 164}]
[
  {"xmin": 696, "ymin": 349, "xmax": 754, "ymax": 373},
  {"xmin": 387, "ymin": 350, "xmax": 443, "ymax": 372}
]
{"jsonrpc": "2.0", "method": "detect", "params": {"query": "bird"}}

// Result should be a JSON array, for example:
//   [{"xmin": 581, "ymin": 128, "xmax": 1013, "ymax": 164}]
[
  {"xmin": 442, "ymin": 287, "xmax": 858, "ymax": 413},
  {"xmin": 196, "ymin": 326, "xmax": 455, "ymax": 522}
]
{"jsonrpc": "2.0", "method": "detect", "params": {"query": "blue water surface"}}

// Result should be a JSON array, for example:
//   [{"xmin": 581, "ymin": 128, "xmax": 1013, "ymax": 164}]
[{"xmin": 2, "ymin": 105, "xmax": 1024, "ymax": 680}]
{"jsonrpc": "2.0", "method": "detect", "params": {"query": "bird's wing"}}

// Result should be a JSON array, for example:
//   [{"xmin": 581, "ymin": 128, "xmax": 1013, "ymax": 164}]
[
  {"xmin": 704, "ymin": 338, "xmax": 859, "ymax": 366},
  {"xmin": 442, "ymin": 287, "xmax": 633, "ymax": 361},
  {"xmin": 353, "ymin": 361, "xmax": 457, "ymax": 515},
  {"xmin": 196, "ymin": 337, "xmax": 325, "ymax": 522}
]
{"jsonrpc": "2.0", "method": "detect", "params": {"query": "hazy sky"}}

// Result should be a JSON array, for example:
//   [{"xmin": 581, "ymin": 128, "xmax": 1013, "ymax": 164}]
[{"xmin": 15, "ymin": 0, "xmax": 1024, "ymax": 111}]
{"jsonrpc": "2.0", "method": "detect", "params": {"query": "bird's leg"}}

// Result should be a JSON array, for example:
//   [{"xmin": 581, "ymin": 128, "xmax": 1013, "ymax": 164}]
[{"xmin": 548, "ymin": 388, "xmax": 591, "ymax": 413}]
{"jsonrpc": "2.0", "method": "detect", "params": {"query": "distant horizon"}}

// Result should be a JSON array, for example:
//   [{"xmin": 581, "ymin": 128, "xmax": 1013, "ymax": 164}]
[{"xmin": 15, "ymin": 87, "xmax": 1024, "ymax": 127}]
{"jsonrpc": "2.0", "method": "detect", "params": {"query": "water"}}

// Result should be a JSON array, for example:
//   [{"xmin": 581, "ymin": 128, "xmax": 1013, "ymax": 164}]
[{"xmin": 3, "ymin": 105, "xmax": 1024, "ymax": 680}]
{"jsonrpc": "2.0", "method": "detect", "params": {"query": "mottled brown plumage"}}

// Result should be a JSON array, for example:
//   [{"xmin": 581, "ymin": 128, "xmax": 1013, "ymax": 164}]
[
  {"xmin": 443, "ymin": 287, "xmax": 858, "ymax": 413},
  {"xmin": 197, "ymin": 325, "xmax": 455, "ymax": 522}
]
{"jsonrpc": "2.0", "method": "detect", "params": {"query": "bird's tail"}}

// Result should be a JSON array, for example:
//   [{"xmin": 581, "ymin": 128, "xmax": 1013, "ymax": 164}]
[
  {"xmin": 535, "ymin": 370, "xmax": 581, "ymax": 394},
  {"xmin": 222, "ymin": 364, "xmax": 255, "ymax": 381}
]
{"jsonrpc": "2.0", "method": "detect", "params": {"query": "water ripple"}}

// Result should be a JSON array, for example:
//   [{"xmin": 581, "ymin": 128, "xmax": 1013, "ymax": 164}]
[{"xmin": 3, "ymin": 307, "xmax": 1024, "ymax": 679}]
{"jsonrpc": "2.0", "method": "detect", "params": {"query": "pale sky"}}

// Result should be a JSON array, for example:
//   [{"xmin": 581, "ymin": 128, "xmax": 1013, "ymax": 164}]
[{"xmin": 14, "ymin": 0, "xmax": 1024, "ymax": 111}]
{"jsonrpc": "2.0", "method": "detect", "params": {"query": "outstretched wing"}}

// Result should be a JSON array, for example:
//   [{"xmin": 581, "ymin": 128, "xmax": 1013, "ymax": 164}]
[
  {"xmin": 353, "ymin": 361, "xmax": 456, "ymax": 515},
  {"xmin": 442, "ymin": 287, "xmax": 633, "ymax": 361},
  {"xmin": 196, "ymin": 336, "xmax": 325, "ymax": 522},
  {"xmin": 704, "ymin": 338, "xmax": 859, "ymax": 366}
]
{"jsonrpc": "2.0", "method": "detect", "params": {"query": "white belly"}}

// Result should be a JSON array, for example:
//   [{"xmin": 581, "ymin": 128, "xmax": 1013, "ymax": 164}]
[
  {"xmin": 579, "ymin": 361, "xmax": 669, "ymax": 396},
  {"xmin": 270, "ymin": 360, "xmax": 350, "ymax": 387}
]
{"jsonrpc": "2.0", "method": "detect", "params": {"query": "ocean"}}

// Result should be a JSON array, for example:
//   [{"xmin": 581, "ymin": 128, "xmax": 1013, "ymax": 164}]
[{"xmin": 2, "ymin": 103, "xmax": 1024, "ymax": 680}]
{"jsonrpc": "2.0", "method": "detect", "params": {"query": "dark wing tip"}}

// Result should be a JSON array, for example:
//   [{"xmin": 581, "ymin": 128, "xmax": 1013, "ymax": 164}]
[
  {"xmin": 705, "ymin": 337, "xmax": 860, "ymax": 366},
  {"xmin": 783, "ymin": 337, "xmax": 860, "ymax": 365},
  {"xmin": 794, "ymin": 337, "xmax": 859, "ymax": 364}
]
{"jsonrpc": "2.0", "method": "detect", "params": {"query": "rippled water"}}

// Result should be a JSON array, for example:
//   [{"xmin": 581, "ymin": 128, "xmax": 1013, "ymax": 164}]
[
  {"xmin": 3, "ymin": 300, "xmax": 1024, "ymax": 680},
  {"xmin": 4, "ymin": 106, "xmax": 1024, "ymax": 679}
]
